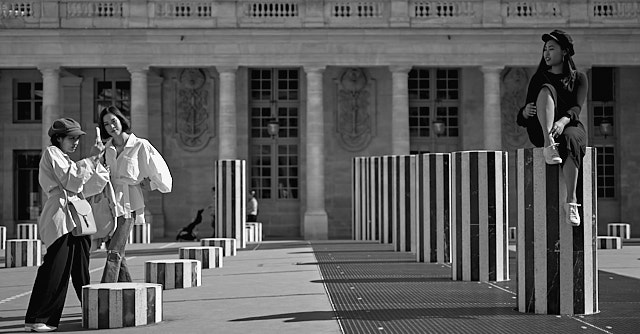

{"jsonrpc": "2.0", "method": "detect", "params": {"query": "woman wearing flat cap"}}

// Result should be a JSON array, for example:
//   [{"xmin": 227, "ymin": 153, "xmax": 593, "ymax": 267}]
[
  {"xmin": 24, "ymin": 118, "xmax": 107, "ymax": 332},
  {"xmin": 516, "ymin": 29, "xmax": 588, "ymax": 227}
]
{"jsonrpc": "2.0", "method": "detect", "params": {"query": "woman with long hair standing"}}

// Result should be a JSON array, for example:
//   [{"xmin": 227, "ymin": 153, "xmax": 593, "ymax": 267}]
[
  {"xmin": 517, "ymin": 30, "xmax": 589, "ymax": 226},
  {"xmin": 98, "ymin": 105, "xmax": 172, "ymax": 283}
]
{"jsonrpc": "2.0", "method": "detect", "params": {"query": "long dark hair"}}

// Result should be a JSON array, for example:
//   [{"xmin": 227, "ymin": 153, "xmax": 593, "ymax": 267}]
[
  {"xmin": 535, "ymin": 44, "xmax": 578, "ymax": 92},
  {"xmin": 98, "ymin": 105, "xmax": 132, "ymax": 141}
]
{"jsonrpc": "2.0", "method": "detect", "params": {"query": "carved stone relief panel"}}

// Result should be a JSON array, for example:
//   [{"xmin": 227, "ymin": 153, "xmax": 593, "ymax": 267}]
[
  {"xmin": 501, "ymin": 67, "xmax": 532, "ymax": 151},
  {"xmin": 334, "ymin": 68, "xmax": 376, "ymax": 152},
  {"xmin": 174, "ymin": 68, "xmax": 214, "ymax": 151}
]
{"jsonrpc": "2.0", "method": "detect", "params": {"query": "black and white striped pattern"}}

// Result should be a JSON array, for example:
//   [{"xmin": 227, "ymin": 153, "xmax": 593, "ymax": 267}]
[
  {"xmin": 245, "ymin": 224, "xmax": 256, "ymax": 243},
  {"xmin": 0, "ymin": 226, "xmax": 5, "ymax": 250},
  {"xmin": 179, "ymin": 246, "xmax": 223, "ymax": 269},
  {"xmin": 82, "ymin": 283, "xmax": 162, "ymax": 329},
  {"xmin": 451, "ymin": 151, "xmax": 509, "ymax": 282},
  {"xmin": 246, "ymin": 222, "xmax": 263, "ymax": 242},
  {"xmin": 379, "ymin": 156, "xmax": 393, "ymax": 245},
  {"xmin": 516, "ymin": 147, "xmax": 598, "ymax": 315},
  {"xmin": 607, "ymin": 223, "xmax": 630, "ymax": 239},
  {"xmin": 127, "ymin": 223, "xmax": 151, "ymax": 244},
  {"xmin": 200, "ymin": 238, "xmax": 237, "ymax": 256},
  {"xmin": 6, "ymin": 239, "xmax": 42, "ymax": 267},
  {"xmin": 597, "ymin": 236, "xmax": 622, "ymax": 249},
  {"xmin": 214, "ymin": 160, "xmax": 246, "ymax": 249},
  {"xmin": 17, "ymin": 223, "xmax": 38, "ymax": 240},
  {"xmin": 145, "ymin": 259, "xmax": 201, "ymax": 290},
  {"xmin": 509, "ymin": 227, "xmax": 517, "ymax": 243},
  {"xmin": 352, "ymin": 157, "xmax": 378, "ymax": 241},
  {"xmin": 416, "ymin": 153, "xmax": 451, "ymax": 264},
  {"xmin": 390, "ymin": 155, "xmax": 417, "ymax": 252}
]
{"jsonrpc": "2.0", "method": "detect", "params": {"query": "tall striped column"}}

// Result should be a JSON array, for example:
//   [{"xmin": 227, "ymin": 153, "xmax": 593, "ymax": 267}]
[
  {"xmin": 352, "ymin": 157, "xmax": 366, "ymax": 240},
  {"xmin": 6, "ymin": 239, "xmax": 42, "ymax": 267},
  {"xmin": 391, "ymin": 155, "xmax": 417, "ymax": 253},
  {"xmin": 214, "ymin": 159, "xmax": 246, "ymax": 249},
  {"xmin": 516, "ymin": 147, "xmax": 598, "ymax": 315},
  {"xmin": 17, "ymin": 223, "xmax": 38, "ymax": 240},
  {"xmin": 416, "ymin": 153, "xmax": 451, "ymax": 263},
  {"xmin": 82, "ymin": 283, "xmax": 162, "ymax": 329},
  {"xmin": 451, "ymin": 151, "xmax": 509, "ymax": 282},
  {"xmin": 379, "ymin": 156, "xmax": 393, "ymax": 245},
  {"xmin": 0, "ymin": 226, "xmax": 6, "ymax": 250},
  {"xmin": 128, "ymin": 223, "xmax": 151, "ymax": 244}
]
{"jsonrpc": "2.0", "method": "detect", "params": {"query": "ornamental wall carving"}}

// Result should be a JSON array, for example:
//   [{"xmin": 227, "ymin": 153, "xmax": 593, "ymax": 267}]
[
  {"xmin": 174, "ymin": 68, "xmax": 214, "ymax": 151},
  {"xmin": 334, "ymin": 68, "xmax": 376, "ymax": 152},
  {"xmin": 501, "ymin": 67, "xmax": 531, "ymax": 151}
]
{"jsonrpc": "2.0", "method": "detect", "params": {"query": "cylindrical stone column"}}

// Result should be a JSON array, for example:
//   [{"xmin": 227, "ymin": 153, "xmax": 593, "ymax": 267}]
[
  {"xmin": 379, "ymin": 156, "xmax": 393, "ymax": 244},
  {"xmin": 391, "ymin": 155, "xmax": 417, "ymax": 253},
  {"xmin": 218, "ymin": 66, "xmax": 237, "ymax": 159},
  {"xmin": 352, "ymin": 156, "xmax": 363, "ymax": 240},
  {"xmin": 201, "ymin": 237, "xmax": 237, "ymax": 257},
  {"xmin": 390, "ymin": 66, "xmax": 410, "ymax": 155},
  {"xmin": 17, "ymin": 223, "xmax": 38, "ymax": 240},
  {"xmin": 246, "ymin": 222, "xmax": 262, "ymax": 242},
  {"xmin": 607, "ymin": 223, "xmax": 630, "ymax": 239},
  {"xmin": 597, "ymin": 236, "xmax": 622, "ymax": 250},
  {"xmin": 451, "ymin": 151, "xmax": 509, "ymax": 282},
  {"xmin": 416, "ymin": 153, "xmax": 451, "ymax": 263},
  {"xmin": 481, "ymin": 66, "xmax": 503, "ymax": 150},
  {"xmin": 516, "ymin": 147, "xmax": 597, "ymax": 315},
  {"xmin": 82, "ymin": 283, "xmax": 162, "ymax": 329},
  {"xmin": 145, "ymin": 259, "xmax": 202, "ymax": 290},
  {"xmin": 39, "ymin": 66, "xmax": 61, "ymax": 150},
  {"xmin": 304, "ymin": 66, "xmax": 328, "ymax": 240},
  {"xmin": 352, "ymin": 157, "xmax": 376, "ymax": 241},
  {"xmin": 127, "ymin": 223, "xmax": 151, "ymax": 244},
  {"xmin": 128, "ymin": 65, "xmax": 149, "ymax": 138},
  {"xmin": 214, "ymin": 159, "xmax": 246, "ymax": 248},
  {"xmin": 6, "ymin": 239, "xmax": 42, "ymax": 267},
  {"xmin": 0, "ymin": 226, "xmax": 6, "ymax": 250},
  {"xmin": 179, "ymin": 246, "xmax": 223, "ymax": 269}
]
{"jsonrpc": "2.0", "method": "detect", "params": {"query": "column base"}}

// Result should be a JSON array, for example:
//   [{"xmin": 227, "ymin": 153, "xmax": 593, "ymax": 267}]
[{"xmin": 303, "ymin": 211, "xmax": 328, "ymax": 240}]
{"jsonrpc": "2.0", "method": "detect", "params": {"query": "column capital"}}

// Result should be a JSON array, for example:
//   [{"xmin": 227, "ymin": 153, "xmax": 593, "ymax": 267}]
[
  {"xmin": 480, "ymin": 65, "xmax": 504, "ymax": 74},
  {"xmin": 127, "ymin": 64, "xmax": 150, "ymax": 74},
  {"xmin": 304, "ymin": 65, "xmax": 325, "ymax": 74},
  {"xmin": 216, "ymin": 66, "xmax": 238, "ymax": 74},
  {"xmin": 389, "ymin": 65, "xmax": 412, "ymax": 74},
  {"xmin": 38, "ymin": 64, "xmax": 60, "ymax": 76}
]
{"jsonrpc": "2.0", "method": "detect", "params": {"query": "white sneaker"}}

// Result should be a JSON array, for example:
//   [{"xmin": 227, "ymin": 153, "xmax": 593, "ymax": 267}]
[
  {"xmin": 544, "ymin": 143, "xmax": 562, "ymax": 165},
  {"xmin": 565, "ymin": 203, "xmax": 581, "ymax": 226},
  {"xmin": 25, "ymin": 323, "xmax": 57, "ymax": 332}
]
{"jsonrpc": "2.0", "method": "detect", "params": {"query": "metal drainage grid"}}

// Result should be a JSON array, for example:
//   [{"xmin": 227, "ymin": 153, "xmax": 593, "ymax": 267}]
[{"xmin": 310, "ymin": 241, "xmax": 636, "ymax": 334}]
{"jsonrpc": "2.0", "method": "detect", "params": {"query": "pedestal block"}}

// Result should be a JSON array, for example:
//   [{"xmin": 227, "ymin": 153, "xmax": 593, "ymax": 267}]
[
  {"xmin": 17, "ymin": 223, "xmax": 38, "ymax": 239},
  {"xmin": 145, "ymin": 259, "xmax": 202, "ymax": 289},
  {"xmin": 352, "ymin": 157, "xmax": 378, "ymax": 241},
  {"xmin": 0, "ymin": 226, "xmax": 6, "ymax": 250},
  {"xmin": 416, "ymin": 153, "xmax": 451, "ymax": 263},
  {"xmin": 6, "ymin": 239, "xmax": 42, "ymax": 267},
  {"xmin": 245, "ymin": 224, "xmax": 256, "ymax": 243},
  {"xmin": 597, "ymin": 236, "xmax": 622, "ymax": 249},
  {"xmin": 516, "ymin": 147, "xmax": 598, "ymax": 315},
  {"xmin": 451, "ymin": 151, "xmax": 509, "ymax": 282},
  {"xmin": 179, "ymin": 246, "xmax": 223, "ymax": 268},
  {"xmin": 214, "ymin": 160, "xmax": 246, "ymax": 249},
  {"xmin": 128, "ymin": 223, "xmax": 151, "ymax": 244},
  {"xmin": 246, "ymin": 222, "xmax": 263, "ymax": 242},
  {"xmin": 607, "ymin": 223, "xmax": 630, "ymax": 239},
  {"xmin": 200, "ymin": 237, "xmax": 237, "ymax": 256},
  {"xmin": 82, "ymin": 283, "xmax": 162, "ymax": 329}
]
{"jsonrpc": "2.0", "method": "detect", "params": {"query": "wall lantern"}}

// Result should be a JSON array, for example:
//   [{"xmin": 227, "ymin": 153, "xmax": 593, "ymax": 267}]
[
  {"xmin": 267, "ymin": 118, "xmax": 280, "ymax": 139},
  {"xmin": 432, "ymin": 119, "xmax": 446, "ymax": 137},
  {"xmin": 599, "ymin": 119, "xmax": 613, "ymax": 138}
]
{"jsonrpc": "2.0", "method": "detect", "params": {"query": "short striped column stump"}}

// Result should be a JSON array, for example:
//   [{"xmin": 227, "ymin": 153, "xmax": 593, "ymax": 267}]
[
  {"xmin": 451, "ymin": 151, "xmax": 509, "ymax": 282},
  {"xmin": 17, "ymin": 223, "xmax": 38, "ymax": 240},
  {"xmin": 214, "ymin": 159, "xmax": 247, "ymax": 249},
  {"xmin": 6, "ymin": 239, "xmax": 42, "ymax": 267},
  {"xmin": 82, "ymin": 283, "xmax": 162, "ymax": 329},
  {"xmin": 200, "ymin": 238, "xmax": 237, "ymax": 256},
  {"xmin": 179, "ymin": 246, "xmax": 223, "ymax": 269},
  {"xmin": 416, "ymin": 153, "xmax": 451, "ymax": 264},
  {"xmin": 390, "ymin": 155, "xmax": 418, "ymax": 252},
  {"xmin": 245, "ymin": 224, "xmax": 256, "ymax": 243},
  {"xmin": 597, "ymin": 236, "xmax": 622, "ymax": 250},
  {"xmin": 607, "ymin": 223, "xmax": 631, "ymax": 239},
  {"xmin": 509, "ymin": 227, "xmax": 517, "ymax": 243},
  {"xmin": 352, "ymin": 156, "xmax": 378, "ymax": 241},
  {"xmin": 145, "ymin": 259, "xmax": 201, "ymax": 290},
  {"xmin": 128, "ymin": 223, "xmax": 151, "ymax": 244},
  {"xmin": 246, "ymin": 222, "xmax": 263, "ymax": 242},
  {"xmin": 516, "ymin": 147, "xmax": 598, "ymax": 315},
  {"xmin": 0, "ymin": 226, "xmax": 6, "ymax": 250}
]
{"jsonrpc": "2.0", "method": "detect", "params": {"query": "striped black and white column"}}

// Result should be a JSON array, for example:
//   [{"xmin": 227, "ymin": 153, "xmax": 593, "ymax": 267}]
[
  {"xmin": 416, "ymin": 153, "xmax": 451, "ymax": 264},
  {"xmin": 597, "ymin": 236, "xmax": 622, "ymax": 249},
  {"xmin": 128, "ymin": 223, "xmax": 151, "ymax": 244},
  {"xmin": 82, "ymin": 283, "xmax": 162, "ymax": 329},
  {"xmin": 379, "ymin": 155, "xmax": 394, "ymax": 245},
  {"xmin": 352, "ymin": 157, "xmax": 370, "ymax": 241},
  {"xmin": 516, "ymin": 147, "xmax": 598, "ymax": 315},
  {"xmin": 145, "ymin": 259, "xmax": 201, "ymax": 289},
  {"xmin": 390, "ymin": 155, "xmax": 417, "ymax": 253},
  {"xmin": 179, "ymin": 246, "xmax": 223, "ymax": 269},
  {"xmin": 607, "ymin": 223, "xmax": 630, "ymax": 239},
  {"xmin": 0, "ymin": 226, "xmax": 5, "ymax": 250},
  {"xmin": 451, "ymin": 151, "xmax": 509, "ymax": 282},
  {"xmin": 214, "ymin": 160, "xmax": 246, "ymax": 249},
  {"xmin": 6, "ymin": 239, "xmax": 42, "ymax": 267},
  {"xmin": 17, "ymin": 223, "xmax": 38, "ymax": 240}
]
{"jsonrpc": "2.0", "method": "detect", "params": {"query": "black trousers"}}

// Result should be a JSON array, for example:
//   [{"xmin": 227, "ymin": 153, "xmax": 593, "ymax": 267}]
[
  {"xmin": 25, "ymin": 232, "xmax": 90, "ymax": 327},
  {"xmin": 247, "ymin": 214, "xmax": 258, "ymax": 222}
]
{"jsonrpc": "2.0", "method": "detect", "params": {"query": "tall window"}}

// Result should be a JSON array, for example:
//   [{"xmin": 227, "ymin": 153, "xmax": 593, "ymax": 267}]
[
  {"xmin": 95, "ymin": 80, "xmax": 130, "ymax": 122},
  {"xmin": 590, "ymin": 67, "xmax": 616, "ymax": 198},
  {"xmin": 249, "ymin": 69, "xmax": 300, "ymax": 200},
  {"xmin": 13, "ymin": 81, "xmax": 42, "ymax": 123},
  {"xmin": 408, "ymin": 68, "xmax": 460, "ymax": 154},
  {"xmin": 14, "ymin": 151, "xmax": 41, "ymax": 221}
]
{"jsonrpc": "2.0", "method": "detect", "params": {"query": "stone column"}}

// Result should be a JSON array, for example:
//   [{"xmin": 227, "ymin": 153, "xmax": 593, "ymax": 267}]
[
  {"xmin": 39, "ymin": 65, "xmax": 61, "ymax": 150},
  {"xmin": 128, "ymin": 65, "xmax": 149, "ymax": 138},
  {"xmin": 390, "ymin": 66, "xmax": 411, "ymax": 155},
  {"xmin": 303, "ymin": 66, "xmax": 328, "ymax": 240},
  {"xmin": 481, "ymin": 66, "xmax": 503, "ymax": 150},
  {"xmin": 217, "ymin": 66, "xmax": 238, "ymax": 159}
]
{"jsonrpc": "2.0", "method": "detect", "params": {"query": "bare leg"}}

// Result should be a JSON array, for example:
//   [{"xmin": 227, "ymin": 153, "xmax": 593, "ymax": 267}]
[
  {"xmin": 563, "ymin": 158, "xmax": 579, "ymax": 203},
  {"xmin": 536, "ymin": 87, "xmax": 555, "ymax": 146}
]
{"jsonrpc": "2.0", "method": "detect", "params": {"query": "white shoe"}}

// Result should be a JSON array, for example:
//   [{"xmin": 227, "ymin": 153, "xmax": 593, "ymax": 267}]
[
  {"xmin": 543, "ymin": 143, "xmax": 562, "ymax": 165},
  {"xmin": 565, "ymin": 203, "xmax": 581, "ymax": 226},
  {"xmin": 25, "ymin": 323, "xmax": 57, "ymax": 332}
]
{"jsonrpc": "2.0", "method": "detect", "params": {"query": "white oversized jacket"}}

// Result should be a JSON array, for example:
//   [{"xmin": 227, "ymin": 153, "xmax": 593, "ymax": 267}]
[{"xmin": 104, "ymin": 133, "xmax": 172, "ymax": 220}]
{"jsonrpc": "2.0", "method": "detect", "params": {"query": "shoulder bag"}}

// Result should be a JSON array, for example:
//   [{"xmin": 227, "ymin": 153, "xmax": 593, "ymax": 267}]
[{"xmin": 55, "ymin": 166, "xmax": 98, "ymax": 236}]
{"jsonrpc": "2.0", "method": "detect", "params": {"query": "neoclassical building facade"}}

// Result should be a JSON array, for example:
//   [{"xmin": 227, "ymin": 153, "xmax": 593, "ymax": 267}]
[{"xmin": 1, "ymin": 0, "xmax": 639, "ymax": 239}]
